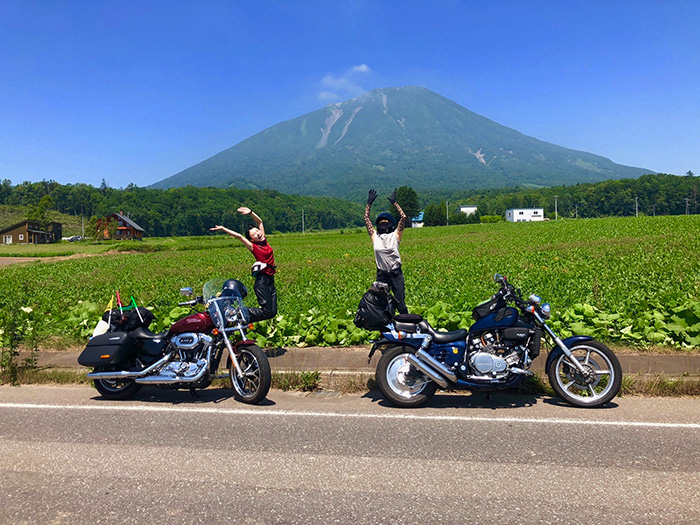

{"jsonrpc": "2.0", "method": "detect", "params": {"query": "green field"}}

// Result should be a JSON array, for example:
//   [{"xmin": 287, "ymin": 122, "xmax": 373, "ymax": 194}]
[{"xmin": 1, "ymin": 215, "xmax": 699, "ymax": 350}]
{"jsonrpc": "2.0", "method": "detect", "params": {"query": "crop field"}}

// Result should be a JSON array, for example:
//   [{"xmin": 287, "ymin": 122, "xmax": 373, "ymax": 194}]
[{"xmin": 1, "ymin": 215, "xmax": 699, "ymax": 350}]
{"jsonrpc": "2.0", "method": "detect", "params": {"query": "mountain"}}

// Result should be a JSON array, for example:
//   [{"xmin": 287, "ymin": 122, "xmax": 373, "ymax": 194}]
[{"xmin": 151, "ymin": 86, "xmax": 651, "ymax": 198}]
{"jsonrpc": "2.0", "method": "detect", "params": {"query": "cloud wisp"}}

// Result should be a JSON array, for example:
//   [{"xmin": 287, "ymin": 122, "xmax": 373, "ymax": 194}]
[{"xmin": 318, "ymin": 64, "xmax": 373, "ymax": 102}]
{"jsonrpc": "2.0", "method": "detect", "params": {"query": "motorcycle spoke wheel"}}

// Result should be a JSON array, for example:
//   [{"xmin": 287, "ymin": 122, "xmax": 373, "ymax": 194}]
[
  {"xmin": 547, "ymin": 341, "xmax": 622, "ymax": 408},
  {"xmin": 376, "ymin": 346, "xmax": 437, "ymax": 408},
  {"xmin": 229, "ymin": 345, "xmax": 271, "ymax": 405}
]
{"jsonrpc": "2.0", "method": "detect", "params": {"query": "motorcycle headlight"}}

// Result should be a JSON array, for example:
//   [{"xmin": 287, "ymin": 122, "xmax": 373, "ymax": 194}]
[
  {"xmin": 540, "ymin": 303, "xmax": 551, "ymax": 319},
  {"xmin": 224, "ymin": 306, "xmax": 239, "ymax": 323},
  {"xmin": 529, "ymin": 294, "xmax": 541, "ymax": 305}
]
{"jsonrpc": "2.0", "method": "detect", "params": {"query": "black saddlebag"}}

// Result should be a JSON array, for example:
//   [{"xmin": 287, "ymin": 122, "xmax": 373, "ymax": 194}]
[
  {"xmin": 102, "ymin": 307, "xmax": 155, "ymax": 332},
  {"xmin": 354, "ymin": 282, "xmax": 396, "ymax": 331},
  {"xmin": 78, "ymin": 332, "xmax": 134, "ymax": 367}
]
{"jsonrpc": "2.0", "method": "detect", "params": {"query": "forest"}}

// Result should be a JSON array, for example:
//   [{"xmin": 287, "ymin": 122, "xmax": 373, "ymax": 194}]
[{"xmin": 0, "ymin": 173, "xmax": 697, "ymax": 237}]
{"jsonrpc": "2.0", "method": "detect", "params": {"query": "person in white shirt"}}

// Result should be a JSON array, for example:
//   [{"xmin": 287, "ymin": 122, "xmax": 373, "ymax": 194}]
[{"xmin": 364, "ymin": 188, "xmax": 409, "ymax": 314}]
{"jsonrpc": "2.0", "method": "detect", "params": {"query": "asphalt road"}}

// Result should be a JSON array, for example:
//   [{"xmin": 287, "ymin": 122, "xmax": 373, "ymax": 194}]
[{"xmin": 1, "ymin": 385, "xmax": 699, "ymax": 524}]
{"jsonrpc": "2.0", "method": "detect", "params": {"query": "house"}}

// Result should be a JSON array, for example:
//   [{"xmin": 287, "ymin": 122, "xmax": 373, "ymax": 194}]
[
  {"xmin": 506, "ymin": 208, "xmax": 545, "ymax": 222},
  {"xmin": 411, "ymin": 212, "xmax": 425, "ymax": 228},
  {"xmin": 459, "ymin": 205, "xmax": 478, "ymax": 216},
  {"xmin": 98, "ymin": 211, "xmax": 146, "ymax": 240},
  {"xmin": 0, "ymin": 220, "xmax": 62, "ymax": 244}
]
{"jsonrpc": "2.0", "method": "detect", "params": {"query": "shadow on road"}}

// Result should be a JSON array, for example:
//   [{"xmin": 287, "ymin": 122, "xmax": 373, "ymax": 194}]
[
  {"xmin": 362, "ymin": 387, "xmax": 545, "ymax": 410},
  {"xmin": 91, "ymin": 386, "xmax": 277, "ymax": 406}
]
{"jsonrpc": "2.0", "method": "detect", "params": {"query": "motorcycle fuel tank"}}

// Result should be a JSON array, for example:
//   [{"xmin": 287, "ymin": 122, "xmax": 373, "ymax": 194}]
[
  {"xmin": 170, "ymin": 312, "xmax": 214, "ymax": 334},
  {"xmin": 468, "ymin": 306, "xmax": 519, "ymax": 334}
]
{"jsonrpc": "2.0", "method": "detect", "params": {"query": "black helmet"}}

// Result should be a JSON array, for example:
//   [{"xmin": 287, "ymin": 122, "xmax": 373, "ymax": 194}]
[
  {"xmin": 375, "ymin": 212, "xmax": 396, "ymax": 234},
  {"xmin": 221, "ymin": 279, "xmax": 248, "ymax": 299}
]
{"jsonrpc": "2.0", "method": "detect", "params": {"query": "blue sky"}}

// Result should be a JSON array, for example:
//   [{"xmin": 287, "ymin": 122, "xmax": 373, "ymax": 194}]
[{"xmin": 1, "ymin": 0, "xmax": 698, "ymax": 189}]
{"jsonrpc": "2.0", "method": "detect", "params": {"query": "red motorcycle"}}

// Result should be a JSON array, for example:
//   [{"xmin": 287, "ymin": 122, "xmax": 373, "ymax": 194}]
[{"xmin": 78, "ymin": 278, "xmax": 271, "ymax": 404}]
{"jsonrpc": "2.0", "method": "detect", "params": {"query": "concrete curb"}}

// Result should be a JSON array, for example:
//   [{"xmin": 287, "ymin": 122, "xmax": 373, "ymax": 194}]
[{"xmin": 21, "ymin": 347, "xmax": 700, "ymax": 376}]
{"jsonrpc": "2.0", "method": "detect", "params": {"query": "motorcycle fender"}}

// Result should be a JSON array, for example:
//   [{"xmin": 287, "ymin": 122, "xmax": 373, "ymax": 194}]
[
  {"xmin": 233, "ymin": 340, "xmax": 259, "ymax": 352},
  {"xmin": 367, "ymin": 338, "xmax": 419, "ymax": 363},
  {"xmin": 226, "ymin": 340, "xmax": 262, "ymax": 368},
  {"xmin": 545, "ymin": 335, "xmax": 594, "ymax": 371}
]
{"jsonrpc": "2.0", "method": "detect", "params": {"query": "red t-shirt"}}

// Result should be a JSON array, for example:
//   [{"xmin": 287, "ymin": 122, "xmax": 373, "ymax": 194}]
[{"xmin": 251, "ymin": 240, "xmax": 276, "ymax": 275}]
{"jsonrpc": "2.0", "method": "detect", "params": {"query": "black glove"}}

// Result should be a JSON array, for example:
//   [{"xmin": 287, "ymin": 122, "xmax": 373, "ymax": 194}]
[
  {"xmin": 387, "ymin": 189, "xmax": 397, "ymax": 205},
  {"xmin": 367, "ymin": 189, "xmax": 377, "ymax": 206}
]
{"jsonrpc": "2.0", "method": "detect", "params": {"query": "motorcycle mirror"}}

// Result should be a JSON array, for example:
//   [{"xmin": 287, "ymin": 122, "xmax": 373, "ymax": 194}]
[
  {"xmin": 494, "ymin": 273, "xmax": 502, "ymax": 282},
  {"xmin": 179, "ymin": 287, "xmax": 193, "ymax": 297}
]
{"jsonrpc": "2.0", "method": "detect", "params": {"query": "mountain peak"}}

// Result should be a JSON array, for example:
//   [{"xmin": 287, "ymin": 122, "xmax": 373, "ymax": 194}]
[{"xmin": 150, "ymin": 87, "xmax": 650, "ymax": 198}]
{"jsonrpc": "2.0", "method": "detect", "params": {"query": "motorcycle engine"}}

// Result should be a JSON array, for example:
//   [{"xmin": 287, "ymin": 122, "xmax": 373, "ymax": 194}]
[
  {"xmin": 462, "ymin": 328, "xmax": 533, "ymax": 379},
  {"xmin": 162, "ymin": 332, "xmax": 212, "ymax": 378}
]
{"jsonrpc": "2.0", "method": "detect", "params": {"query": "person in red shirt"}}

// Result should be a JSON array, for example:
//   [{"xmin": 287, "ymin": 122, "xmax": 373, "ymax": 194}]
[{"xmin": 210, "ymin": 207, "xmax": 277, "ymax": 323}]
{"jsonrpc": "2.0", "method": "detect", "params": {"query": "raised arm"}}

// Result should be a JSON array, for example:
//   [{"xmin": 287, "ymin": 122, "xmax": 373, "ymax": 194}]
[
  {"xmin": 237, "ymin": 207, "xmax": 265, "ymax": 238},
  {"xmin": 209, "ymin": 225, "xmax": 254, "ymax": 251},
  {"xmin": 364, "ymin": 189, "xmax": 377, "ymax": 239},
  {"xmin": 388, "ymin": 190, "xmax": 407, "ymax": 242}
]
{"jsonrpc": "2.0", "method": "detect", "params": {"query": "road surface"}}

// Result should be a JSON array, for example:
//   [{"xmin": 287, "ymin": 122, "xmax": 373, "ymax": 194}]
[{"xmin": 1, "ymin": 385, "xmax": 699, "ymax": 524}]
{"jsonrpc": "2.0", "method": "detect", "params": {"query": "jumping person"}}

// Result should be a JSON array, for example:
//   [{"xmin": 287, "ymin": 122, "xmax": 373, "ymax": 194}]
[
  {"xmin": 210, "ymin": 207, "xmax": 277, "ymax": 323},
  {"xmin": 365, "ymin": 188, "xmax": 409, "ymax": 314}
]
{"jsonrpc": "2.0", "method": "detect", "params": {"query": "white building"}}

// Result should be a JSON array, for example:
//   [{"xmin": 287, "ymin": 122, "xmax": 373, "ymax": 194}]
[
  {"xmin": 411, "ymin": 212, "xmax": 424, "ymax": 228},
  {"xmin": 506, "ymin": 208, "xmax": 545, "ymax": 222},
  {"xmin": 459, "ymin": 205, "xmax": 478, "ymax": 216}
]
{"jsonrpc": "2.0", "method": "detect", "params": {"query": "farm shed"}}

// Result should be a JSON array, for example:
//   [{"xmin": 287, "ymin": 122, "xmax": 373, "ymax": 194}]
[
  {"xmin": 98, "ymin": 211, "xmax": 146, "ymax": 240},
  {"xmin": 506, "ymin": 208, "xmax": 545, "ymax": 222},
  {"xmin": 0, "ymin": 220, "xmax": 62, "ymax": 244}
]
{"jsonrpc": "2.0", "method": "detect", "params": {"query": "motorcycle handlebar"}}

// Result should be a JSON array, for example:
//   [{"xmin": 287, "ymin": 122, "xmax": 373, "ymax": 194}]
[{"xmin": 178, "ymin": 297, "xmax": 203, "ymax": 307}]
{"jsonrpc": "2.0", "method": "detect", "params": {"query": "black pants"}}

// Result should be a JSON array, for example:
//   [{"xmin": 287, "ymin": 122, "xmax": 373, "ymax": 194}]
[
  {"xmin": 248, "ymin": 273, "xmax": 278, "ymax": 323},
  {"xmin": 376, "ymin": 267, "xmax": 408, "ymax": 314}
]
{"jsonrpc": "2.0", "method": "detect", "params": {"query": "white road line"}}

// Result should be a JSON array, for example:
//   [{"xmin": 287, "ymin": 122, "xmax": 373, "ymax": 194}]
[{"xmin": 1, "ymin": 402, "xmax": 699, "ymax": 429}]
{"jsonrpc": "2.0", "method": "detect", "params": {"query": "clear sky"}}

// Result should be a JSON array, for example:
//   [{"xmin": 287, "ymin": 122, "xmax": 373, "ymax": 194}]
[{"xmin": 1, "ymin": 0, "xmax": 698, "ymax": 189}]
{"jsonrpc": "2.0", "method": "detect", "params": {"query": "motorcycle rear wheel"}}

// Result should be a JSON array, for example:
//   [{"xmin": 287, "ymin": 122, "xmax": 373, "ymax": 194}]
[
  {"xmin": 376, "ymin": 345, "xmax": 437, "ymax": 408},
  {"xmin": 547, "ymin": 340, "xmax": 622, "ymax": 408},
  {"xmin": 229, "ymin": 344, "xmax": 271, "ymax": 404},
  {"xmin": 93, "ymin": 368, "xmax": 142, "ymax": 400}
]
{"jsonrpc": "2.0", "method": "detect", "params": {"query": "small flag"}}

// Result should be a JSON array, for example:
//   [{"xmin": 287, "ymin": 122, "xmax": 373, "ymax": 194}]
[
  {"xmin": 131, "ymin": 296, "xmax": 144, "ymax": 323},
  {"xmin": 104, "ymin": 297, "xmax": 114, "ymax": 312}
]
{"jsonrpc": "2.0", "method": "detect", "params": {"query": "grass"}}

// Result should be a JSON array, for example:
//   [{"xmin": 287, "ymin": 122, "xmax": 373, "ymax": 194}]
[{"xmin": 1, "ymin": 215, "xmax": 699, "ymax": 350}]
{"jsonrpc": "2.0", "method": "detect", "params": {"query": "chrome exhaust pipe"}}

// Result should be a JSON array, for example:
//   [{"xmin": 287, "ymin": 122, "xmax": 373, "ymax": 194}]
[
  {"xmin": 510, "ymin": 368, "xmax": 534, "ymax": 376},
  {"xmin": 415, "ymin": 349, "xmax": 458, "ymax": 383},
  {"xmin": 87, "ymin": 354, "xmax": 174, "ymax": 380},
  {"xmin": 406, "ymin": 354, "xmax": 449, "ymax": 389},
  {"xmin": 135, "ymin": 347, "xmax": 211, "ymax": 384}
]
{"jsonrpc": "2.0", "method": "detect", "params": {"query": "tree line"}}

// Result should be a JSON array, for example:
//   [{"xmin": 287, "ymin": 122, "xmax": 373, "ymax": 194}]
[
  {"xmin": 0, "ymin": 180, "xmax": 366, "ymax": 237},
  {"xmin": 428, "ymin": 173, "xmax": 699, "ymax": 222},
  {"xmin": 1, "ymin": 173, "xmax": 697, "ymax": 237}
]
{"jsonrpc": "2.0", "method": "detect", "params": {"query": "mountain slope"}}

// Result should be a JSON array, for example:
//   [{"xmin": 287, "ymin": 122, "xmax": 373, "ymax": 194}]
[{"xmin": 151, "ymin": 86, "xmax": 651, "ymax": 198}]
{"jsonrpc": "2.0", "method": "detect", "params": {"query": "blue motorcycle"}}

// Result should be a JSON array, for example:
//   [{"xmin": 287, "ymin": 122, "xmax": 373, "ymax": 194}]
[{"xmin": 371, "ymin": 274, "xmax": 622, "ymax": 408}]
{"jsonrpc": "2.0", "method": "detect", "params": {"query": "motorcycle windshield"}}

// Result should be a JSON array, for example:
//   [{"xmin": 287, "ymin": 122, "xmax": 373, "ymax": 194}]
[
  {"xmin": 202, "ymin": 278, "xmax": 227, "ymax": 302},
  {"xmin": 202, "ymin": 278, "xmax": 248, "ymax": 328}
]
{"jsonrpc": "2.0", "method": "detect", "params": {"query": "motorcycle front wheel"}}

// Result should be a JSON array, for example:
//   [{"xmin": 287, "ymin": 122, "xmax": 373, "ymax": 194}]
[
  {"xmin": 93, "ymin": 367, "xmax": 142, "ymax": 400},
  {"xmin": 547, "ymin": 340, "xmax": 622, "ymax": 408},
  {"xmin": 229, "ymin": 344, "xmax": 271, "ymax": 404},
  {"xmin": 376, "ymin": 345, "xmax": 437, "ymax": 408}
]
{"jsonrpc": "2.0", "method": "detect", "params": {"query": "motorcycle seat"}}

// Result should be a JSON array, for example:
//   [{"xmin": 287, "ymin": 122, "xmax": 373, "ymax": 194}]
[
  {"xmin": 130, "ymin": 326, "xmax": 167, "ymax": 341},
  {"xmin": 425, "ymin": 324, "xmax": 468, "ymax": 344}
]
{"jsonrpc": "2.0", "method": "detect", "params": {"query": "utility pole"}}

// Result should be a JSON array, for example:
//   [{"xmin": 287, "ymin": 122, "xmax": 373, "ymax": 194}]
[
  {"xmin": 635, "ymin": 197, "xmax": 638, "ymax": 218},
  {"xmin": 446, "ymin": 201, "xmax": 449, "ymax": 226},
  {"xmin": 554, "ymin": 195, "xmax": 558, "ymax": 221},
  {"xmin": 302, "ymin": 208, "xmax": 305, "ymax": 234},
  {"xmin": 575, "ymin": 203, "xmax": 578, "ymax": 219},
  {"xmin": 686, "ymin": 198, "xmax": 690, "ymax": 215}
]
